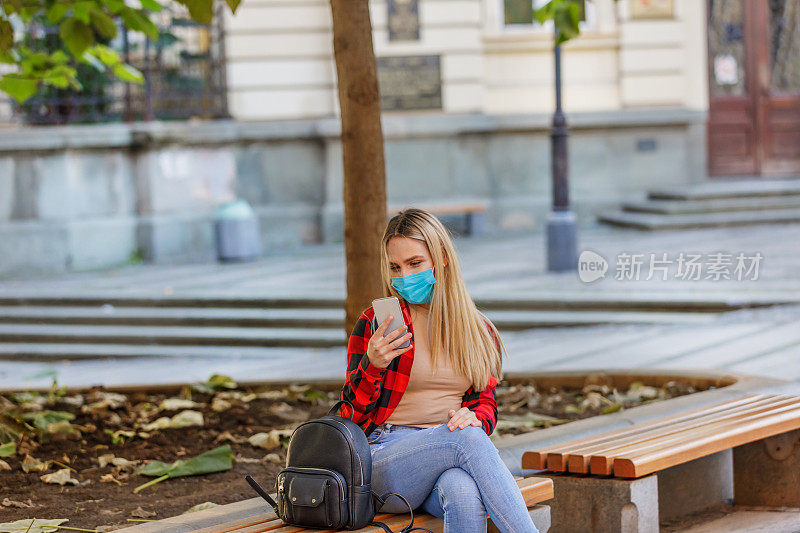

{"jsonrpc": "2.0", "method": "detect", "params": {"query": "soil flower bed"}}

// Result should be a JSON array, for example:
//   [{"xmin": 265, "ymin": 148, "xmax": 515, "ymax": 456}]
[{"xmin": 0, "ymin": 373, "xmax": 702, "ymax": 532}]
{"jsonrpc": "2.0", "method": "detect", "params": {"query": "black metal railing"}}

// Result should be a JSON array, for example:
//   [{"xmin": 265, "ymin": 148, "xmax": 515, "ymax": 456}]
[{"xmin": 16, "ymin": 1, "xmax": 228, "ymax": 125}]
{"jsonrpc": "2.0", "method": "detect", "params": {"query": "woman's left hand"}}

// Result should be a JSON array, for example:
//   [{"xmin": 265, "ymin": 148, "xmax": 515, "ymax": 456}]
[{"xmin": 447, "ymin": 407, "xmax": 481, "ymax": 431}]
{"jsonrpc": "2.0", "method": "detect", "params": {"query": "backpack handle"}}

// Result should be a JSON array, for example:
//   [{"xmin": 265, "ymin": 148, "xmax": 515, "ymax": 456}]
[{"xmin": 327, "ymin": 399, "xmax": 355, "ymax": 420}]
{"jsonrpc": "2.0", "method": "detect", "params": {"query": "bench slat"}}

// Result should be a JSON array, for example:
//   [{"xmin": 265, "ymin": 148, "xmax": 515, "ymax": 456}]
[
  {"xmin": 566, "ymin": 395, "xmax": 797, "ymax": 473},
  {"xmin": 590, "ymin": 398, "xmax": 800, "ymax": 476},
  {"xmin": 196, "ymin": 476, "xmax": 551, "ymax": 532},
  {"xmin": 522, "ymin": 394, "xmax": 762, "ymax": 470}
]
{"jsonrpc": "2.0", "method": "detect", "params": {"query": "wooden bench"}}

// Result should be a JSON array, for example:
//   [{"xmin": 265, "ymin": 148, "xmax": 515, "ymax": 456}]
[
  {"xmin": 387, "ymin": 200, "xmax": 488, "ymax": 236},
  {"xmin": 194, "ymin": 476, "xmax": 553, "ymax": 533},
  {"xmin": 520, "ymin": 393, "xmax": 800, "ymax": 531}
]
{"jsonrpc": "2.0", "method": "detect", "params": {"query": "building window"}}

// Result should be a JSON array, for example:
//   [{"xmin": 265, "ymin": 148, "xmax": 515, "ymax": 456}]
[{"xmin": 503, "ymin": 0, "xmax": 591, "ymax": 29}]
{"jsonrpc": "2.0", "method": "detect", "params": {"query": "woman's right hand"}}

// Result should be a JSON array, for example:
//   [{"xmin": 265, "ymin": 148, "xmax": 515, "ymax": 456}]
[{"xmin": 367, "ymin": 314, "xmax": 413, "ymax": 369}]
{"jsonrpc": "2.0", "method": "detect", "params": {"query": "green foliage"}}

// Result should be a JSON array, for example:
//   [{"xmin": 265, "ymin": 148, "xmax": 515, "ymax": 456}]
[
  {"xmin": 534, "ymin": 0, "xmax": 583, "ymax": 45},
  {"xmin": 0, "ymin": 0, "xmax": 241, "ymax": 103},
  {"xmin": 190, "ymin": 374, "xmax": 238, "ymax": 394},
  {"xmin": 535, "ymin": 0, "xmax": 619, "ymax": 45}
]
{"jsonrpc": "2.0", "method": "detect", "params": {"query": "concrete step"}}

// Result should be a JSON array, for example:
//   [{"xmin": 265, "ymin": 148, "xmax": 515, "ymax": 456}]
[
  {"xmin": 0, "ymin": 306, "xmax": 721, "ymax": 329},
  {"xmin": 0, "ymin": 311, "xmax": 722, "ymax": 360},
  {"xmin": 0, "ymin": 292, "xmax": 790, "ymax": 312},
  {"xmin": 0, "ymin": 343, "xmax": 306, "ymax": 361},
  {"xmin": 0, "ymin": 323, "xmax": 345, "ymax": 348},
  {"xmin": 623, "ymin": 196, "xmax": 800, "ymax": 215},
  {"xmin": 0, "ymin": 306, "xmax": 344, "ymax": 328},
  {"xmin": 648, "ymin": 178, "xmax": 800, "ymax": 201},
  {"xmin": 597, "ymin": 207, "xmax": 800, "ymax": 230}
]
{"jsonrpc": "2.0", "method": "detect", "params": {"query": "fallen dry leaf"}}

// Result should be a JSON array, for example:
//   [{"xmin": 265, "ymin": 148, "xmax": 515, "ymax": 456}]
[
  {"xmin": 184, "ymin": 502, "xmax": 218, "ymax": 514},
  {"xmin": 1, "ymin": 497, "xmax": 35, "ymax": 508},
  {"xmin": 210, "ymin": 398, "xmax": 231, "ymax": 412},
  {"xmin": 21, "ymin": 454, "xmax": 50, "ymax": 473},
  {"xmin": 269, "ymin": 402, "xmax": 309, "ymax": 422},
  {"xmin": 262, "ymin": 453, "xmax": 282, "ymax": 465},
  {"xmin": 97, "ymin": 454, "xmax": 140, "ymax": 472},
  {"xmin": 0, "ymin": 518, "xmax": 67, "ymax": 532},
  {"xmin": 214, "ymin": 431, "xmax": 248, "ymax": 445},
  {"xmin": 99, "ymin": 473, "xmax": 125, "ymax": 486},
  {"xmin": 159, "ymin": 398, "xmax": 202, "ymax": 411},
  {"xmin": 248, "ymin": 431, "xmax": 280, "ymax": 450},
  {"xmin": 142, "ymin": 410, "xmax": 203, "ymax": 432},
  {"xmin": 130, "ymin": 506, "xmax": 157, "ymax": 518},
  {"xmin": 40, "ymin": 468, "xmax": 79, "ymax": 486}
]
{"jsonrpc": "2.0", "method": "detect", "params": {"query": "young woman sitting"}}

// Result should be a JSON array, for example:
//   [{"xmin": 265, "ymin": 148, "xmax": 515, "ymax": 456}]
[{"xmin": 339, "ymin": 207, "xmax": 538, "ymax": 533}]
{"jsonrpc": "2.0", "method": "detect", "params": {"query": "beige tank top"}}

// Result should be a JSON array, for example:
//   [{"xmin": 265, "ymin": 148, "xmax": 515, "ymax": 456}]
[{"xmin": 384, "ymin": 316, "xmax": 472, "ymax": 427}]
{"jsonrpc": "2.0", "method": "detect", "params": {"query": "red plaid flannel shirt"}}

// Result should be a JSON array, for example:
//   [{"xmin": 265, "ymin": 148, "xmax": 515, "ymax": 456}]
[{"xmin": 339, "ymin": 298, "xmax": 499, "ymax": 437}]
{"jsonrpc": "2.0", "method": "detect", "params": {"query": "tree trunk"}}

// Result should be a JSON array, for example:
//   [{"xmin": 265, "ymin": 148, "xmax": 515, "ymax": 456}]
[{"xmin": 330, "ymin": 0, "xmax": 387, "ymax": 336}]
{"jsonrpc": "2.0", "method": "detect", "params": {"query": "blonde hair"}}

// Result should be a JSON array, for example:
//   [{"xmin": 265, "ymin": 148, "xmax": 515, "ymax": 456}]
[{"xmin": 379, "ymin": 208, "xmax": 507, "ymax": 391}]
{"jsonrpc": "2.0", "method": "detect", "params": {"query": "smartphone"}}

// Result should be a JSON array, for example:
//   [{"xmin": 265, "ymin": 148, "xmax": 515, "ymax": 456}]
[{"xmin": 371, "ymin": 296, "xmax": 411, "ymax": 350}]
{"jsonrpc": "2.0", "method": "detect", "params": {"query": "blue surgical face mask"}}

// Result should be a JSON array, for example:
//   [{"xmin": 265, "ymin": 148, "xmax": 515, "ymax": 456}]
[{"xmin": 391, "ymin": 267, "xmax": 436, "ymax": 304}]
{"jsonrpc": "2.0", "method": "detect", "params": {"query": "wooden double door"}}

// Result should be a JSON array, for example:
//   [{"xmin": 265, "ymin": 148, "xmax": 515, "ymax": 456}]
[{"xmin": 707, "ymin": 0, "xmax": 800, "ymax": 176}]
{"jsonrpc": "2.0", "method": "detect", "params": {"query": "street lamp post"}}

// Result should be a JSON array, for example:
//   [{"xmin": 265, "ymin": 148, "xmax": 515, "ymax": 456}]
[{"xmin": 546, "ymin": 39, "xmax": 578, "ymax": 271}]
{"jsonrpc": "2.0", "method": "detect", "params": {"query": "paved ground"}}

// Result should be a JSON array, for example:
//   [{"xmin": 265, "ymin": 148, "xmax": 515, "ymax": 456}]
[{"xmin": 1, "ymin": 222, "xmax": 800, "ymax": 390}]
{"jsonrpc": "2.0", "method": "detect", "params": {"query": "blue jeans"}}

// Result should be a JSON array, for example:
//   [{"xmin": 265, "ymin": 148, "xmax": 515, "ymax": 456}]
[{"xmin": 367, "ymin": 422, "xmax": 539, "ymax": 533}]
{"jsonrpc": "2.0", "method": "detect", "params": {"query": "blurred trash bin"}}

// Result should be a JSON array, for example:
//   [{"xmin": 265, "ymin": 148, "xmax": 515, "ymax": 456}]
[{"xmin": 214, "ymin": 200, "xmax": 262, "ymax": 261}]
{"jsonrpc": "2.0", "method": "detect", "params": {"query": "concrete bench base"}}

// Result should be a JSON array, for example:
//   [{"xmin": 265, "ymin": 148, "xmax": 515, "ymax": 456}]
[
  {"xmin": 533, "ymin": 447, "xmax": 786, "ymax": 533},
  {"xmin": 531, "ymin": 473, "xmax": 659, "ymax": 533}
]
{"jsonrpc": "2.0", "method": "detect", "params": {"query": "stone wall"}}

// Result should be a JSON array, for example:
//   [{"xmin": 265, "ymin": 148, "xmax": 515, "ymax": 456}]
[{"xmin": 0, "ymin": 108, "xmax": 706, "ymax": 277}]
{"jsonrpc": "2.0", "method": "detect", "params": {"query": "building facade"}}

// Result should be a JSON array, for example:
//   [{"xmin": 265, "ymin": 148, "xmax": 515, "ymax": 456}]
[{"xmin": 0, "ymin": 0, "xmax": 798, "ymax": 275}]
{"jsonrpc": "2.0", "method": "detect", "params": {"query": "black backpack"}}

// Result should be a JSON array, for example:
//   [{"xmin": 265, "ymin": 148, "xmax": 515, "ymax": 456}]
[{"xmin": 246, "ymin": 400, "xmax": 433, "ymax": 532}]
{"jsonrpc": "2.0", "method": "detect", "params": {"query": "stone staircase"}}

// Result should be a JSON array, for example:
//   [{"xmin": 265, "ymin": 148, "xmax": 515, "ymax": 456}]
[
  {"xmin": 598, "ymin": 178, "xmax": 800, "ymax": 230},
  {"xmin": 0, "ymin": 292, "xmax": 786, "ymax": 361}
]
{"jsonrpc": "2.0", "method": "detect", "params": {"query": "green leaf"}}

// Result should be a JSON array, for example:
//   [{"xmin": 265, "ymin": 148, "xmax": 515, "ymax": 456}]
[
  {"xmin": 134, "ymin": 445, "xmax": 233, "ymax": 492},
  {"xmin": 2, "ymin": 0, "xmax": 22, "ymax": 17},
  {"xmin": 21, "ymin": 410, "xmax": 75, "ymax": 432},
  {"xmin": 46, "ymin": 2, "xmax": 69, "ymax": 25},
  {"xmin": 176, "ymin": 0, "xmax": 214, "ymax": 24},
  {"xmin": 43, "ymin": 65, "xmax": 78, "ymax": 89},
  {"xmin": 0, "ymin": 74, "xmax": 38, "ymax": 103},
  {"xmin": 119, "ymin": 7, "xmax": 159, "ymax": 40},
  {"xmin": 90, "ymin": 43, "xmax": 120, "ymax": 65},
  {"xmin": 49, "ymin": 49, "xmax": 70, "ymax": 65},
  {"xmin": 60, "ymin": 17, "xmax": 94, "ymax": 58},
  {"xmin": 102, "ymin": 0, "xmax": 126, "ymax": 13},
  {"xmin": 112, "ymin": 62, "xmax": 143, "ymax": 83},
  {"xmin": 191, "ymin": 374, "xmax": 237, "ymax": 394},
  {"xmin": 73, "ymin": 1, "xmax": 92, "ymax": 24},
  {"xmin": 0, "ymin": 19, "xmax": 12, "ymax": 53},
  {"xmin": 534, "ymin": 0, "xmax": 556, "ymax": 25},
  {"xmin": 0, "ymin": 441, "xmax": 15, "ymax": 457},
  {"xmin": 224, "ymin": 0, "xmax": 241, "ymax": 14},
  {"xmin": 89, "ymin": 7, "xmax": 118, "ymax": 40},
  {"xmin": 140, "ymin": 0, "xmax": 163, "ymax": 12},
  {"xmin": 0, "ymin": 518, "xmax": 68, "ymax": 533}
]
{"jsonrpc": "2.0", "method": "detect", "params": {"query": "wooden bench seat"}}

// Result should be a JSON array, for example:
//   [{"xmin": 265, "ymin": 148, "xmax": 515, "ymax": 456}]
[
  {"xmin": 387, "ymin": 200, "xmax": 488, "ymax": 236},
  {"xmin": 521, "ymin": 393, "xmax": 800, "ymax": 531},
  {"xmin": 522, "ymin": 393, "xmax": 800, "ymax": 478},
  {"xmin": 195, "ymin": 476, "xmax": 553, "ymax": 533}
]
